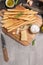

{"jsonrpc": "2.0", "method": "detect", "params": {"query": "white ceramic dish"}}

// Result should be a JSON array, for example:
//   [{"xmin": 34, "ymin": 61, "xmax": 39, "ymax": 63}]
[{"xmin": 5, "ymin": 0, "xmax": 15, "ymax": 8}]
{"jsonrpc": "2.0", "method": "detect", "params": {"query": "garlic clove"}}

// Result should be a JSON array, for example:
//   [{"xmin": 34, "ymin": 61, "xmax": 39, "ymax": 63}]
[{"xmin": 30, "ymin": 24, "xmax": 40, "ymax": 34}]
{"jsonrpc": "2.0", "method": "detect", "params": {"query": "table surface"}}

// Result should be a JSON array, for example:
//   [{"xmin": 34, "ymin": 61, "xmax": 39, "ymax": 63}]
[
  {"xmin": 0, "ymin": 0, "xmax": 43, "ymax": 64},
  {"xmin": 0, "ymin": 17, "xmax": 43, "ymax": 65}
]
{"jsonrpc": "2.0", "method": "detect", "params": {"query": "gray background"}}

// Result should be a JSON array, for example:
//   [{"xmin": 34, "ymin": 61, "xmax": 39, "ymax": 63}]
[{"xmin": 0, "ymin": 18, "xmax": 43, "ymax": 65}]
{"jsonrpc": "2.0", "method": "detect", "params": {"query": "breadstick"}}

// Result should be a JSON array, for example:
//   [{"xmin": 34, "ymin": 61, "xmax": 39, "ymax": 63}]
[
  {"xmin": 2, "ymin": 19, "xmax": 15, "ymax": 28},
  {"xmin": 7, "ymin": 19, "xmax": 36, "ymax": 32},
  {"xmin": 4, "ymin": 10, "xmax": 37, "ymax": 15},
  {"xmin": 7, "ymin": 9, "xmax": 29, "ymax": 12},
  {"xmin": 3, "ymin": 14, "xmax": 36, "ymax": 21}
]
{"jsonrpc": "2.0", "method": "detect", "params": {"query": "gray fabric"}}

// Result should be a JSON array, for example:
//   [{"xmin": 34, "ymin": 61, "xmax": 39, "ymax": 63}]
[{"xmin": 0, "ymin": 18, "xmax": 43, "ymax": 65}]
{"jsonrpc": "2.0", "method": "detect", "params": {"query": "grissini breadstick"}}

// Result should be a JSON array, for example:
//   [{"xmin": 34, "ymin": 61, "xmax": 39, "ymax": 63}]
[
  {"xmin": 7, "ymin": 9, "xmax": 37, "ymax": 13},
  {"xmin": 5, "ymin": 16, "xmax": 37, "ymax": 29},
  {"xmin": 7, "ymin": 9, "xmax": 29, "ymax": 12},
  {"xmin": 16, "ymin": 16, "xmax": 37, "ymax": 21},
  {"xmin": 7, "ymin": 17, "xmax": 39, "ymax": 30},
  {"xmin": 2, "ymin": 19, "xmax": 23, "ymax": 28},
  {"xmin": 7, "ymin": 20, "xmax": 25, "ymax": 29},
  {"xmin": 2, "ymin": 15, "xmax": 37, "ymax": 29},
  {"xmin": 3, "ymin": 15, "xmax": 37, "ymax": 21},
  {"xmin": 7, "ymin": 19, "xmax": 36, "ymax": 32},
  {"xmin": 8, "ymin": 14, "xmax": 34, "ymax": 18},
  {"xmin": 3, "ymin": 14, "xmax": 34, "ymax": 20},
  {"xmin": 2, "ymin": 19, "xmax": 16, "ymax": 28},
  {"xmin": 4, "ymin": 10, "xmax": 38, "ymax": 15}
]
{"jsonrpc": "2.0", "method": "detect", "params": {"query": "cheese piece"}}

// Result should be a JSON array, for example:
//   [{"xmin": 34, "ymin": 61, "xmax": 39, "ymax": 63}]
[
  {"xmin": 16, "ymin": 28, "xmax": 20, "ymax": 34},
  {"xmin": 20, "ymin": 25, "xmax": 29, "ymax": 30},
  {"xmin": 21, "ymin": 30, "xmax": 27, "ymax": 41}
]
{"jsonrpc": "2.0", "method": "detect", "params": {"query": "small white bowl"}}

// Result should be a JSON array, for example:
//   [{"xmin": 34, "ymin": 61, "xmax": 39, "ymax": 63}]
[{"xmin": 5, "ymin": 0, "xmax": 15, "ymax": 8}]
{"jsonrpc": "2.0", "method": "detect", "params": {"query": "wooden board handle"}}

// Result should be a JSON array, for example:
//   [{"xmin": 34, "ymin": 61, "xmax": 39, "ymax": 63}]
[{"xmin": 2, "ymin": 48, "xmax": 9, "ymax": 62}]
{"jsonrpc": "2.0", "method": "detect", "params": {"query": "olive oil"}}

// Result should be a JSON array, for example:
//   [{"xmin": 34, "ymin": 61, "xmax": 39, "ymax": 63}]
[
  {"xmin": 40, "ymin": 25, "xmax": 43, "ymax": 32},
  {"xmin": 7, "ymin": 0, "xmax": 14, "ymax": 6},
  {"xmin": 5, "ymin": 0, "xmax": 14, "ymax": 8}
]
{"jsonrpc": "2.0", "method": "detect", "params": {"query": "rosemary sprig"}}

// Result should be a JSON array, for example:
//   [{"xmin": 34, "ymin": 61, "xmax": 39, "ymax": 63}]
[
  {"xmin": 14, "ymin": 0, "xmax": 18, "ymax": 5},
  {"xmin": 14, "ymin": 12, "xmax": 23, "ymax": 18},
  {"xmin": 32, "ymin": 39, "xmax": 35, "ymax": 46}
]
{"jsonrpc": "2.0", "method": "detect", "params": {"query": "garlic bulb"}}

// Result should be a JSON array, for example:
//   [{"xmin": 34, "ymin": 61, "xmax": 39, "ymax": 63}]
[
  {"xmin": 29, "ymin": 0, "xmax": 33, "ymax": 6},
  {"xmin": 30, "ymin": 24, "xmax": 40, "ymax": 33},
  {"xmin": 27, "ymin": 0, "xmax": 33, "ymax": 6}
]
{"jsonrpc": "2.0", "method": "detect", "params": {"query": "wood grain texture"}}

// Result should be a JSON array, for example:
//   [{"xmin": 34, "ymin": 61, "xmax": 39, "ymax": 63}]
[{"xmin": 2, "ymin": 48, "xmax": 9, "ymax": 62}]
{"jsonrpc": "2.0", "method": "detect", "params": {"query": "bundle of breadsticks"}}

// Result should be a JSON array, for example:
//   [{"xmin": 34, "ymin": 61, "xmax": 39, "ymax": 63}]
[{"xmin": 2, "ymin": 5, "xmax": 42, "ymax": 42}]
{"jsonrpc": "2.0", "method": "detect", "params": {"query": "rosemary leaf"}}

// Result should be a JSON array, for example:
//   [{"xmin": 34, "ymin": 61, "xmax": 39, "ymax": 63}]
[
  {"xmin": 15, "ymin": 0, "xmax": 18, "ymax": 5},
  {"xmin": 32, "ymin": 39, "xmax": 35, "ymax": 46},
  {"xmin": 14, "ymin": 12, "xmax": 23, "ymax": 18}
]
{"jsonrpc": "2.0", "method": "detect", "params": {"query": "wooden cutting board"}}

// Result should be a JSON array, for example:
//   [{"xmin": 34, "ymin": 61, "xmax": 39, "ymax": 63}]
[
  {"xmin": 2, "ymin": 16, "xmax": 42, "ymax": 46},
  {"xmin": 2, "ymin": 6, "xmax": 42, "ymax": 46}
]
